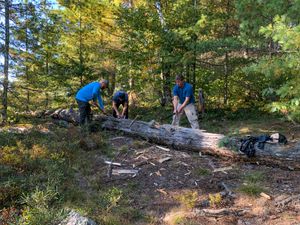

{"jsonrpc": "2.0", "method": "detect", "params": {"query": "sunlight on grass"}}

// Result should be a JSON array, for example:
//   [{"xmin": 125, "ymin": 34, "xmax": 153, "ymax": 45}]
[
  {"xmin": 239, "ymin": 127, "xmax": 251, "ymax": 134},
  {"xmin": 175, "ymin": 191, "xmax": 199, "ymax": 209}
]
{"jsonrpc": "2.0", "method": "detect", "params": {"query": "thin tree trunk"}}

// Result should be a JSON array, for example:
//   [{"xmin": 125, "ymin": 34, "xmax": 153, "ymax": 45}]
[
  {"xmin": 79, "ymin": 13, "xmax": 83, "ymax": 86},
  {"xmin": 25, "ymin": 1, "xmax": 30, "ymax": 111},
  {"xmin": 155, "ymin": 1, "xmax": 171, "ymax": 106},
  {"xmin": 224, "ymin": 51, "xmax": 228, "ymax": 105},
  {"xmin": 45, "ymin": 92, "xmax": 49, "ymax": 108},
  {"xmin": 109, "ymin": 70, "xmax": 116, "ymax": 96},
  {"xmin": 186, "ymin": 64, "xmax": 190, "ymax": 83},
  {"xmin": 192, "ymin": 34, "xmax": 197, "ymax": 89},
  {"xmin": 223, "ymin": 0, "xmax": 230, "ymax": 105},
  {"xmin": 43, "ymin": 0, "xmax": 51, "ymax": 109},
  {"xmin": 161, "ymin": 63, "xmax": 171, "ymax": 106},
  {"xmin": 2, "ymin": 0, "xmax": 10, "ymax": 124}
]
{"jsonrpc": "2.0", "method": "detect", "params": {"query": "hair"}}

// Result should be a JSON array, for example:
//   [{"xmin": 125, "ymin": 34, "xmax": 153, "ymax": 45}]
[
  {"xmin": 101, "ymin": 79, "xmax": 109, "ymax": 87},
  {"xmin": 175, "ymin": 74, "xmax": 184, "ymax": 81},
  {"xmin": 119, "ymin": 92, "xmax": 126, "ymax": 99}
]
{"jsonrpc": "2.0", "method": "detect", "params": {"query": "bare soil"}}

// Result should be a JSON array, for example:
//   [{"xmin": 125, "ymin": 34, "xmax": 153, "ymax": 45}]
[{"xmin": 89, "ymin": 134, "xmax": 300, "ymax": 225}]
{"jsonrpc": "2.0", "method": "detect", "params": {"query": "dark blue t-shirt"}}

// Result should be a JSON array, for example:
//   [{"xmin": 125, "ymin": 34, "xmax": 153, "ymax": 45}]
[
  {"xmin": 112, "ymin": 91, "xmax": 128, "ymax": 105},
  {"xmin": 173, "ymin": 82, "xmax": 195, "ymax": 105}
]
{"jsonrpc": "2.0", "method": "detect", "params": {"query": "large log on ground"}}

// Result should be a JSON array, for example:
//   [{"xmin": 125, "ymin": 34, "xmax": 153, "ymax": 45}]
[{"xmin": 49, "ymin": 109, "xmax": 300, "ymax": 170}]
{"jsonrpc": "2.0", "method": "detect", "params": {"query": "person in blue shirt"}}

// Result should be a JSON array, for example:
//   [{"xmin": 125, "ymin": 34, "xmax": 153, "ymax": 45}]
[
  {"xmin": 112, "ymin": 90, "xmax": 129, "ymax": 119},
  {"xmin": 75, "ymin": 79, "xmax": 108, "ymax": 125},
  {"xmin": 172, "ymin": 75, "xmax": 199, "ymax": 129}
]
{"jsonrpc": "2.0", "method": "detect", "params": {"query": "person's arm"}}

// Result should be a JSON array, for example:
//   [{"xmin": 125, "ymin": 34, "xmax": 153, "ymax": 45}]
[
  {"xmin": 97, "ymin": 95, "xmax": 106, "ymax": 114},
  {"xmin": 121, "ymin": 102, "xmax": 128, "ymax": 117},
  {"xmin": 92, "ymin": 84, "xmax": 105, "ymax": 113},
  {"xmin": 173, "ymin": 86, "xmax": 179, "ymax": 113},
  {"xmin": 173, "ymin": 96, "xmax": 179, "ymax": 114},
  {"xmin": 178, "ymin": 97, "xmax": 190, "ymax": 113},
  {"xmin": 112, "ymin": 101, "xmax": 120, "ymax": 117}
]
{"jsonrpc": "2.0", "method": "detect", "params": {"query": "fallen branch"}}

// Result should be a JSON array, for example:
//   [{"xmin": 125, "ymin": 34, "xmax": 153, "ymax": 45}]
[{"xmin": 193, "ymin": 208, "xmax": 247, "ymax": 217}]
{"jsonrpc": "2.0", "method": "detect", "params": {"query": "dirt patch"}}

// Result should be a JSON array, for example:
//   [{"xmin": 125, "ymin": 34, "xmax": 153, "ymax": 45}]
[{"xmin": 86, "ymin": 133, "xmax": 300, "ymax": 225}]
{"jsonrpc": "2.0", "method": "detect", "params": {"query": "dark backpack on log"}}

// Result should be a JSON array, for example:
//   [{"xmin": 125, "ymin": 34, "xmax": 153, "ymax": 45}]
[
  {"xmin": 239, "ymin": 133, "xmax": 287, "ymax": 157},
  {"xmin": 239, "ymin": 136, "xmax": 257, "ymax": 157}
]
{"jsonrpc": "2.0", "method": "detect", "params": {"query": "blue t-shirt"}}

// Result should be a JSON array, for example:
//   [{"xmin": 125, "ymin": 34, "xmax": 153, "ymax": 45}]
[
  {"xmin": 75, "ymin": 82, "xmax": 104, "ymax": 110},
  {"xmin": 173, "ymin": 82, "xmax": 195, "ymax": 105},
  {"xmin": 112, "ymin": 91, "xmax": 128, "ymax": 105}
]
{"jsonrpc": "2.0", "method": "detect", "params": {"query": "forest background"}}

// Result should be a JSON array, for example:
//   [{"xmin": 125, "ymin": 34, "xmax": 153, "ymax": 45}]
[{"xmin": 0, "ymin": 0, "xmax": 299, "ymax": 123}]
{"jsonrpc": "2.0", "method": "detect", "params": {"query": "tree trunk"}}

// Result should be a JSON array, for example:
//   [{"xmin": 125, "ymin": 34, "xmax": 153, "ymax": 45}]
[
  {"xmin": 161, "ymin": 64, "xmax": 172, "ymax": 106},
  {"xmin": 25, "ymin": 1, "xmax": 30, "ymax": 111},
  {"xmin": 224, "ymin": 51, "xmax": 229, "ymax": 105},
  {"xmin": 2, "ymin": 0, "xmax": 10, "ymax": 124},
  {"xmin": 47, "ymin": 109, "xmax": 300, "ymax": 170}
]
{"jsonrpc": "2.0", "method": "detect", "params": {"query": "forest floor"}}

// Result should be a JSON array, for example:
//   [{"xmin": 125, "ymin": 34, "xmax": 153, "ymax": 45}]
[{"xmin": 1, "ymin": 109, "xmax": 300, "ymax": 225}]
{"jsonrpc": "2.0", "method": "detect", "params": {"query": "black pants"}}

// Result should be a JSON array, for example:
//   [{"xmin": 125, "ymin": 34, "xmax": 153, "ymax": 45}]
[
  {"xmin": 76, "ymin": 99, "xmax": 92, "ymax": 125},
  {"xmin": 112, "ymin": 102, "xmax": 128, "ymax": 119}
]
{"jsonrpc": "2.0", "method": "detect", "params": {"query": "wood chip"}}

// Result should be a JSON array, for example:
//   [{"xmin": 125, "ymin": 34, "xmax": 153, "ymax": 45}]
[
  {"xmin": 112, "ymin": 169, "xmax": 139, "ymax": 175},
  {"xmin": 156, "ymin": 145, "xmax": 170, "ymax": 152},
  {"xmin": 176, "ymin": 161, "xmax": 189, "ymax": 167},
  {"xmin": 135, "ymin": 150, "xmax": 146, "ymax": 156},
  {"xmin": 135, "ymin": 155, "xmax": 149, "ymax": 160},
  {"xmin": 260, "ymin": 192, "xmax": 271, "ymax": 200},
  {"xmin": 181, "ymin": 152, "xmax": 190, "ymax": 158},
  {"xmin": 158, "ymin": 157, "xmax": 172, "ymax": 163},
  {"xmin": 110, "ymin": 136, "xmax": 126, "ymax": 141},
  {"xmin": 149, "ymin": 162, "xmax": 156, "ymax": 166},
  {"xmin": 184, "ymin": 171, "xmax": 191, "ymax": 176},
  {"xmin": 104, "ymin": 161, "xmax": 122, "ymax": 166},
  {"xmin": 213, "ymin": 166, "xmax": 233, "ymax": 173},
  {"xmin": 157, "ymin": 189, "xmax": 167, "ymax": 195},
  {"xmin": 155, "ymin": 170, "xmax": 162, "ymax": 176}
]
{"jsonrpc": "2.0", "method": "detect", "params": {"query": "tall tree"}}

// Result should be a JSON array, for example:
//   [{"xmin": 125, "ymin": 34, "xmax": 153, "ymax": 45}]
[{"xmin": 1, "ymin": 0, "xmax": 10, "ymax": 123}]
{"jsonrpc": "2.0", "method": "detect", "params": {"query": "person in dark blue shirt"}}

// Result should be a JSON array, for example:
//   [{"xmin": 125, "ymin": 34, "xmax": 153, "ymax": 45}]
[
  {"xmin": 112, "ymin": 90, "xmax": 129, "ymax": 119},
  {"xmin": 172, "ymin": 75, "xmax": 199, "ymax": 129},
  {"xmin": 75, "ymin": 79, "xmax": 108, "ymax": 125}
]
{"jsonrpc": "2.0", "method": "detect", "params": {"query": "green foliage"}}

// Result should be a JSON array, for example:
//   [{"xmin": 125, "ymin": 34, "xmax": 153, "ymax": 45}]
[
  {"xmin": 20, "ymin": 187, "xmax": 66, "ymax": 225},
  {"xmin": 239, "ymin": 184, "xmax": 265, "ymax": 196},
  {"xmin": 208, "ymin": 193, "xmax": 222, "ymax": 208},
  {"xmin": 99, "ymin": 187, "xmax": 123, "ymax": 212},
  {"xmin": 243, "ymin": 15, "xmax": 300, "ymax": 121},
  {"xmin": 0, "ymin": 125, "xmax": 77, "ymax": 216},
  {"xmin": 244, "ymin": 171, "xmax": 265, "ymax": 183},
  {"xmin": 239, "ymin": 171, "xmax": 266, "ymax": 196},
  {"xmin": 218, "ymin": 136, "xmax": 230, "ymax": 148},
  {"xmin": 194, "ymin": 167, "xmax": 211, "ymax": 176},
  {"xmin": 176, "ymin": 191, "xmax": 198, "ymax": 209}
]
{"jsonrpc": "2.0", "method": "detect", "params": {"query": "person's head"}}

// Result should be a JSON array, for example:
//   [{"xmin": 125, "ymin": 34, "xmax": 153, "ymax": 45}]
[
  {"xmin": 175, "ymin": 74, "xmax": 185, "ymax": 88},
  {"xmin": 100, "ymin": 79, "xmax": 109, "ymax": 89},
  {"xmin": 119, "ymin": 92, "xmax": 126, "ymax": 101}
]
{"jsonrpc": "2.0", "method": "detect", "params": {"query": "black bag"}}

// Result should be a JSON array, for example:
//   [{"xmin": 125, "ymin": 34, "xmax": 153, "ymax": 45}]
[
  {"xmin": 239, "ymin": 136, "xmax": 257, "ymax": 157},
  {"xmin": 239, "ymin": 133, "xmax": 287, "ymax": 157},
  {"xmin": 239, "ymin": 135, "xmax": 272, "ymax": 157}
]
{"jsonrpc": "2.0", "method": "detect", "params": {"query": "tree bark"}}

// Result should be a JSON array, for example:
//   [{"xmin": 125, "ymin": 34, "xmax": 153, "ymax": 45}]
[
  {"xmin": 47, "ymin": 109, "xmax": 300, "ymax": 170},
  {"xmin": 2, "ymin": 0, "xmax": 10, "ymax": 124}
]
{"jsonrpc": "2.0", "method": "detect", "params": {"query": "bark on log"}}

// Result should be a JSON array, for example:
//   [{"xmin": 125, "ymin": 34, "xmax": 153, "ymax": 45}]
[{"xmin": 49, "ymin": 109, "xmax": 300, "ymax": 170}]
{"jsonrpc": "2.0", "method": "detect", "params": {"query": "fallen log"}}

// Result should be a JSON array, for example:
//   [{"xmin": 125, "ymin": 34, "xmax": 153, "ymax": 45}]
[{"xmin": 48, "ymin": 109, "xmax": 300, "ymax": 170}]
